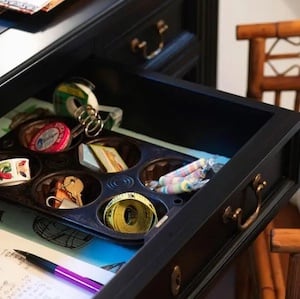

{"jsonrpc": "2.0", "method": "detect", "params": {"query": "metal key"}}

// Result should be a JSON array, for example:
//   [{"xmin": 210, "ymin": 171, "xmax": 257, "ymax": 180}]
[{"xmin": 63, "ymin": 176, "xmax": 84, "ymax": 207}]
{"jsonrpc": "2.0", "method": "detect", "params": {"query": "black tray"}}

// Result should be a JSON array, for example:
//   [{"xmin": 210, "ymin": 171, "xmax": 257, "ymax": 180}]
[{"xmin": 0, "ymin": 115, "xmax": 218, "ymax": 245}]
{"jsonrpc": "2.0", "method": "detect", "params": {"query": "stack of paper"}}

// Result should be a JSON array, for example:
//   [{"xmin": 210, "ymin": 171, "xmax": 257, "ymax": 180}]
[
  {"xmin": 0, "ymin": 0, "xmax": 65, "ymax": 14},
  {"xmin": 0, "ymin": 229, "xmax": 115, "ymax": 298}
]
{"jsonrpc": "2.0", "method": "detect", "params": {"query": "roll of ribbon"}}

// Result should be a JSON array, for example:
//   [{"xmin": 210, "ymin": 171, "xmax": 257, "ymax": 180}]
[{"xmin": 103, "ymin": 192, "xmax": 158, "ymax": 234}]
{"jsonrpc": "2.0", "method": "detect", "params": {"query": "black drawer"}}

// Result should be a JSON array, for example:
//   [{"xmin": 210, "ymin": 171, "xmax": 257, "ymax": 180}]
[
  {"xmin": 91, "ymin": 66, "xmax": 299, "ymax": 299},
  {"xmin": 1, "ymin": 60, "xmax": 299, "ymax": 298},
  {"xmin": 97, "ymin": 0, "xmax": 185, "ymax": 66},
  {"xmin": 141, "ymin": 31, "xmax": 200, "ymax": 78}
]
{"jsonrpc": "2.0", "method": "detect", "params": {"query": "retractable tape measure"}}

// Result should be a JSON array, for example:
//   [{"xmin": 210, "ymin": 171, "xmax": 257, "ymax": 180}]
[{"xmin": 103, "ymin": 192, "xmax": 158, "ymax": 234}]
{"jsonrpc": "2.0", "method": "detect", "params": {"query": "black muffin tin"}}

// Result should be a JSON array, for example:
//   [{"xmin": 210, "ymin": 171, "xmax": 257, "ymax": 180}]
[{"xmin": 0, "ymin": 115, "xmax": 209, "ymax": 244}]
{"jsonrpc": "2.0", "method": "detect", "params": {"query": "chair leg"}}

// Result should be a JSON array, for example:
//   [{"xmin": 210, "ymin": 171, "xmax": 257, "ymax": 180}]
[
  {"xmin": 286, "ymin": 253, "xmax": 300, "ymax": 299},
  {"xmin": 264, "ymin": 222, "xmax": 286, "ymax": 299}
]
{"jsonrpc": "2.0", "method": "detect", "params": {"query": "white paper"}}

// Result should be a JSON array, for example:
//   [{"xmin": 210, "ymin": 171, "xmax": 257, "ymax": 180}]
[
  {"xmin": 0, "ymin": 0, "xmax": 51, "ymax": 13},
  {"xmin": 0, "ymin": 229, "xmax": 115, "ymax": 299}
]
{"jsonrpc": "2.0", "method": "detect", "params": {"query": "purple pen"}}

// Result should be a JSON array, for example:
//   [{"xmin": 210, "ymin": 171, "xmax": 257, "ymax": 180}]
[{"xmin": 14, "ymin": 249, "xmax": 103, "ymax": 293}]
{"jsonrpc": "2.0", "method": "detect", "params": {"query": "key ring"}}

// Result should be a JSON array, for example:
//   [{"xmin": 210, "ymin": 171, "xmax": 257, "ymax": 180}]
[{"xmin": 71, "ymin": 104, "xmax": 104, "ymax": 138}]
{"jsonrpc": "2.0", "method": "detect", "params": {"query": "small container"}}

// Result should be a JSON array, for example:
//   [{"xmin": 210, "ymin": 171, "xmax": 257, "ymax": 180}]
[{"xmin": 29, "ymin": 121, "xmax": 71, "ymax": 152}]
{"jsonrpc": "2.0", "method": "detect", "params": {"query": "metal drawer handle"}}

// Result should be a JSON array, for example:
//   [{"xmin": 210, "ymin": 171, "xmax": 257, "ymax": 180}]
[
  {"xmin": 130, "ymin": 19, "xmax": 168, "ymax": 60},
  {"xmin": 223, "ymin": 174, "xmax": 267, "ymax": 231}
]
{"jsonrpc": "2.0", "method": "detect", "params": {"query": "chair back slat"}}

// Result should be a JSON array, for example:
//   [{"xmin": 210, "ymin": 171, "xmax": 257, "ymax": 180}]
[
  {"xmin": 237, "ymin": 20, "xmax": 300, "ymax": 111},
  {"xmin": 237, "ymin": 20, "xmax": 300, "ymax": 39}
]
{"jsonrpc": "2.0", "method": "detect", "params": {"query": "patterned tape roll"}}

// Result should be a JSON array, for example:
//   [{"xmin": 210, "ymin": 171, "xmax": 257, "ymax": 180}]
[
  {"xmin": 0, "ymin": 158, "xmax": 31, "ymax": 186},
  {"xmin": 103, "ymin": 192, "xmax": 158, "ymax": 234},
  {"xmin": 155, "ymin": 180, "xmax": 192, "ymax": 194},
  {"xmin": 162, "ymin": 158, "xmax": 206, "ymax": 179},
  {"xmin": 53, "ymin": 81, "xmax": 99, "ymax": 118},
  {"xmin": 158, "ymin": 166, "xmax": 207, "ymax": 186}
]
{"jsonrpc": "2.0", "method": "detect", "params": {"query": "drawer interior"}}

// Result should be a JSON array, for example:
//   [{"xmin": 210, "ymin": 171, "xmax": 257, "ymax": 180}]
[
  {"xmin": 1, "ymin": 59, "xmax": 299, "ymax": 299},
  {"xmin": 36, "ymin": 59, "xmax": 273, "ymax": 159},
  {"xmin": 0, "ymin": 59, "xmax": 276, "ymax": 243}
]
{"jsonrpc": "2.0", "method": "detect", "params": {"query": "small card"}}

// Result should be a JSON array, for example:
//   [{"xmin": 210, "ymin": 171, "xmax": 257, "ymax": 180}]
[
  {"xmin": 78, "ymin": 143, "xmax": 102, "ymax": 172},
  {"xmin": 89, "ymin": 144, "xmax": 128, "ymax": 173}
]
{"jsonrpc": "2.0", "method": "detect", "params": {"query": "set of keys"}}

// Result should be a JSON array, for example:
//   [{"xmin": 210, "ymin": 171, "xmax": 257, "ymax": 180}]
[
  {"xmin": 62, "ymin": 176, "xmax": 84, "ymax": 206},
  {"xmin": 46, "ymin": 176, "xmax": 84, "ymax": 209}
]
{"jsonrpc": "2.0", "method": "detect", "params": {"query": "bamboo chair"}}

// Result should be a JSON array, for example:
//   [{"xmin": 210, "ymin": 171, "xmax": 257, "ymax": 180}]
[
  {"xmin": 271, "ymin": 227, "xmax": 300, "ymax": 299},
  {"xmin": 235, "ymin": 20, "xmax": 300, "ymax": 299},
  {"xmin": 237, "ymin": 19, "xmax": 300, "ymax": 111}
]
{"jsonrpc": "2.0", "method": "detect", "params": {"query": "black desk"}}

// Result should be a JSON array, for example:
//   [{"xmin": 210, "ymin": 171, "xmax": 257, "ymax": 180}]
[
  {"xmin": 0, "ymin": 1, "xmax": 218, "ymax": 113},
  {"xmin": 0, "ymin": 2, "xmax": 299, "ymax": 299}
]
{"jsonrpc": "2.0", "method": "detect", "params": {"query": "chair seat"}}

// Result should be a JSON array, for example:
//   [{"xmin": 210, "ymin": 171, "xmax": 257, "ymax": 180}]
[
  {"xmin": 250, "ymin": 203, "xmax": 300, "ymax": 299},
  {"xmin": 271, "ymin": 203, "xmax": 300, "ymax": 281}
]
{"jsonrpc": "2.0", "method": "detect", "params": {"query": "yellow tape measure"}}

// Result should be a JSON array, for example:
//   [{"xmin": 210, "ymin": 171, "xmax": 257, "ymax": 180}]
[{"xmin": 103, "ymin": 192, "xmax": 158, "ymax": 234}]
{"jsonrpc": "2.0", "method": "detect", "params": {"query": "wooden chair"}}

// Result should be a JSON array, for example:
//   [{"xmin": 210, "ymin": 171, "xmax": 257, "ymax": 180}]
[
  {"xmin": 237, "ymin": 19, "xmax": 300, "ymax": 111},
  {"xmin": 235, "ymin": 20, "xmax": 300, "ymax": 299},
  {"xmin": 271, "ymin": 227, "xmax": 300, "ymax": 299}
]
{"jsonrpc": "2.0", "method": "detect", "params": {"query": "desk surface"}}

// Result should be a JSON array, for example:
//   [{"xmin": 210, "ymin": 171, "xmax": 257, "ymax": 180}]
[
  {"xmin": 0, "ymin": 0, "xmax": 123, "ymax": 81},
  {"xmin": 0, "ymin": 0, "xmax": 173, "ymax": 115}
]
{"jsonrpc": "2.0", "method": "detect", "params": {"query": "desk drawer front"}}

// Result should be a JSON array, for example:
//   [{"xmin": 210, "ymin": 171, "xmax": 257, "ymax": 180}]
[
  {"xmin": 134, "ymin": 130, "xmax": 300, "ymax": 299},
  {"xmin": 98, "ymin": 0, "xmax": 185, "ymax": 66}
]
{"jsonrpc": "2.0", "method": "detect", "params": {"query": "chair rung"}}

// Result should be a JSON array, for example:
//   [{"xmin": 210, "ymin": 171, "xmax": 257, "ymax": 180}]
[{"xmin": 271, "ymin": 229, "xmax": 300, "ymax": 253}]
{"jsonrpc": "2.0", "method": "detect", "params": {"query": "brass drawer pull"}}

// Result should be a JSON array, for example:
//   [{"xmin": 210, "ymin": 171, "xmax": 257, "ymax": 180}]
[
  {"xmin": 170, "ymin": 265, "xmax": 182, "ymax": 296},
  {"xmin": 223, "ymin": 174, "xmax": 267, "ymax": 231},
  {"xmin": 130, "ymin": 19, "xmax": 168, "ymax": 60}
]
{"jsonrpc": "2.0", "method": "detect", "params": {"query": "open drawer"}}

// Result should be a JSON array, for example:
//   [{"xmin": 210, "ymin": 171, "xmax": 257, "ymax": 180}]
[{"xmin": 0, "ymin": 59, "xmax": 299, "ymax": 298}]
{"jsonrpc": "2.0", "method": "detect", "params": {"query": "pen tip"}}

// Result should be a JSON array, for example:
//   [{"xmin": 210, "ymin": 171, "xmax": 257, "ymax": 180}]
[{"xmin": 14, "ymin": 249, "xmax": 26, "ymax": 256}]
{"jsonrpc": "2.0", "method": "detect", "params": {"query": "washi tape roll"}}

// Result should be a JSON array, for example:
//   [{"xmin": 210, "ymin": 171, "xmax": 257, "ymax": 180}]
[
  {"xmin": 155, "ymin": 180, "xmax": 193, "ymax": 194},
  {"xmin": 53, "ymin": 79, "xmax": 99, "ymax": 118},
  {"xmin": 0, "ymin": 158, "xmax": 31, "ymax": 186},
  {"xmin": 158, "ymin": 166, "xmax": 208, "ymax": 186},
  {"xmin": 162, "ymin": 158, "xmax": 206, "ymax": 178},
  {"xmin": 103, "ymin": 192, "xmax": 158, "ymax": 234}
]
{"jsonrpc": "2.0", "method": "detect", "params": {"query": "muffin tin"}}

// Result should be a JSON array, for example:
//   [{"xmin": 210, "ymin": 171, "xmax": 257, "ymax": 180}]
[{"xmin": 0, "ymin": 115, "xmax": 218, "ymax": 244}]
